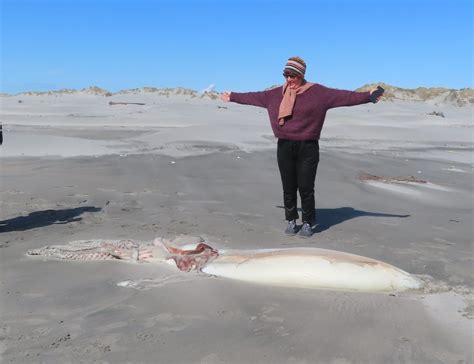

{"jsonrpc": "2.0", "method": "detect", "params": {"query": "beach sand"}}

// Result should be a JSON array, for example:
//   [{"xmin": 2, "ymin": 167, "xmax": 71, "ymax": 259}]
[{"xmin": 0, "ymin": 91, "xmax": 472, "ymax": 363}]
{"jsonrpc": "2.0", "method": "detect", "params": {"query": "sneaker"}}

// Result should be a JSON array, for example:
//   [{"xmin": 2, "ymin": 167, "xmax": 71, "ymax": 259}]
[
  {"xmin": 298, "ymin": 222, "xmax": 314, "ymax": 238},
  {"xmin": 284, "ymin": 220, "xmax": 298, "ymax": 236}
]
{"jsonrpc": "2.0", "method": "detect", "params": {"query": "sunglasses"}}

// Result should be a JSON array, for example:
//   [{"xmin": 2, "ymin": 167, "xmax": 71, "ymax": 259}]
[{"xmin": 283, "ymin": 72, "xmax": 300, "ymax": 79}]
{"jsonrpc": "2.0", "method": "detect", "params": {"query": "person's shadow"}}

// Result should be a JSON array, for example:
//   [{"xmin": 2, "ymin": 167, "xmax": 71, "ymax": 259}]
[
  {"xmin": 277, "ymin": 206, "xmax": 410, "ymax": 233},
  {"xmin": 0, "ymin": 206, "xmax": 102, "ymax": 233}
]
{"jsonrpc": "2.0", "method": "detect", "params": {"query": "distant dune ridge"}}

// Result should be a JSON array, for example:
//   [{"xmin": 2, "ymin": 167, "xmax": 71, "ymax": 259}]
[
  {"xmin": 356, "ymin": 83, "xmax": 474, "ymax": 106},
  {"xmin": 17, "ymin": 86, "xmax": 111, "ymax": 97},
  {"xmin": 14, "ymin": 86, "xmax": 220, "ymax": 100},
  {"xmin": 5, "ymin": 84, "xmax": 473, "ymax": 106}
]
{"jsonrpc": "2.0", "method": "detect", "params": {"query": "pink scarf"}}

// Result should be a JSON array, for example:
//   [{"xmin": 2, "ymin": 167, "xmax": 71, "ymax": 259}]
[{"xmin": 278, "ymin": 81, "xmax": 314, "ymax": 126}]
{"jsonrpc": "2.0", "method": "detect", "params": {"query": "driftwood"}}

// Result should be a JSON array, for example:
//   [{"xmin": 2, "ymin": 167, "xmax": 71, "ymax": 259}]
[
  {"xmin": 427, "ymin": 111, "xmax": 445, "ymax": 118},
  {"xmin": 109, "ymin": 101, "xmax": 146, "ymax": 106},
  {"xmin": 359, "ymin": 172, "xmax": 427, "ymax": 184}
]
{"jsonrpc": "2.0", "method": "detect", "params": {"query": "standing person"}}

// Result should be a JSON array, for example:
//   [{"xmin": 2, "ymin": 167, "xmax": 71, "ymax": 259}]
[{"xmin": 221, "ymin": 56, "xmax": 383, "ymax": 238}]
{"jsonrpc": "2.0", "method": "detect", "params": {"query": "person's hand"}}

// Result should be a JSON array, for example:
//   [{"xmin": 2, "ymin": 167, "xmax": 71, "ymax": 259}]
[
  {"xmin": 221, "ymin": 91, "xmax": 231, "ymax": 102},
  {"xmin": 370, "ymin": 87, "xmax": 384, "ymax": 103}
]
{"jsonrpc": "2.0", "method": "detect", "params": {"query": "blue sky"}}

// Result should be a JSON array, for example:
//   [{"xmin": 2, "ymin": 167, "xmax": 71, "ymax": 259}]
[{"xmin": 1, "ymin": 0, "xmax": 472, "ymax": 94}]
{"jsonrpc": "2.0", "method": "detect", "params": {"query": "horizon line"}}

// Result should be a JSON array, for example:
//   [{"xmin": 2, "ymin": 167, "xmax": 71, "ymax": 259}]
[{"xmin": 2, "ymin": 82, "xmax": 473, "ymax": 96}]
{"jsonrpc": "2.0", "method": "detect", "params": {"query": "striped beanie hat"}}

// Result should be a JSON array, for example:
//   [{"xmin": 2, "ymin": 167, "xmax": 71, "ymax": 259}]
[{"xmin": 284, "ymin": 56, "xmax": 306, "ymax": 78}]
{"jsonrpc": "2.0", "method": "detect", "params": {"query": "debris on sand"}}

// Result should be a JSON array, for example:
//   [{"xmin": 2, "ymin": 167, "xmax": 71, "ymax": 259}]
[
  {"xmin": 109, "ymin": 101, "xmax": 146, "ymax": 106},
  {"xmin": 359, "ymin": 172, "xmax": 427, "ymax": 184},
  {"xmin": 427, "ymin": 111, "xmax": 445, "ymax": 117}
]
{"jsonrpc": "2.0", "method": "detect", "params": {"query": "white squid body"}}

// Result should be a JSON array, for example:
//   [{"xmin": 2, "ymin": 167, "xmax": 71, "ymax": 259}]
[{"xmin": 198, "ymin": 248, "xmax": 423, "ymax": 293}]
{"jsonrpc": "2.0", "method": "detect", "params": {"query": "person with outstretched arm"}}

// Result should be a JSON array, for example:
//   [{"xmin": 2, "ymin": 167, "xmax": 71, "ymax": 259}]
[{"xmin": 221, "ymin": 56, "xmax": 384, "ymax": 238}]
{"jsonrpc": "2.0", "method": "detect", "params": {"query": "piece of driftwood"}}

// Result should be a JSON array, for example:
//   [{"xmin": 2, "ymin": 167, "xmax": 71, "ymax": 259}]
[
  {"xmin": 427, "ymin": 111, "xmax": 445, "ymax": 118},
  {"xmin": 109, "ymin": 101, "xmax": 146, "ymax": 106},
  {"xmin": 359, "ymin": 172, "xmax": 427, "ymax": 184}
]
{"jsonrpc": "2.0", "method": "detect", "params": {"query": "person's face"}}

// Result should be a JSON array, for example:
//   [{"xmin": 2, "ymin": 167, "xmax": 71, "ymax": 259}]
[{"xmin": 283, "ymin": 72, "xmax": 303, "ymax": 89}]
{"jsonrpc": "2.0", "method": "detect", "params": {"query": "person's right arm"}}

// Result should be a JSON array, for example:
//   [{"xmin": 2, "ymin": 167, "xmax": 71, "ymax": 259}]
[{"xmin": 221, "ymin": 90, "xmax": 271, "ymax": 108}]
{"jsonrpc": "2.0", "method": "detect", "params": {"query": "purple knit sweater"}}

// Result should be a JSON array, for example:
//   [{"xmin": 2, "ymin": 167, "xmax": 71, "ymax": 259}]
[{"xmin": 230, "ymin": 83, "xmax": 372, "ymax": 140}]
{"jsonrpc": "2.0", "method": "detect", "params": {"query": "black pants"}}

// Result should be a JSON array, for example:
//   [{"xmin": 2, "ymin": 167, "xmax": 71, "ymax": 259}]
[{"xmin": 277, "ymin": 139, "xmax": 319, "ymax": 223}]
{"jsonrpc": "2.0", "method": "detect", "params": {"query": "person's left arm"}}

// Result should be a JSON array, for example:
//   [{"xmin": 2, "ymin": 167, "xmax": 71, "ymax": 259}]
[{"xmin": 322, "ymin": 86, "xmax": 379, "ymax": 109}]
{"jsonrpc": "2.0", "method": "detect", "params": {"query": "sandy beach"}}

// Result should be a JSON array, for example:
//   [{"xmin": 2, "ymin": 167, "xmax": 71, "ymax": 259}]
[{"xmin": 0, "ymin": 89, "xmax": 472, "ymax": 363}]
